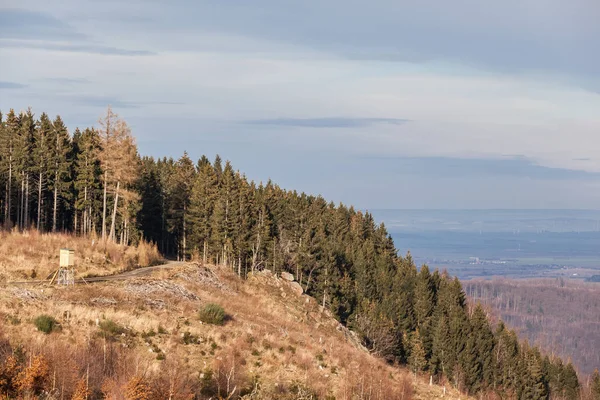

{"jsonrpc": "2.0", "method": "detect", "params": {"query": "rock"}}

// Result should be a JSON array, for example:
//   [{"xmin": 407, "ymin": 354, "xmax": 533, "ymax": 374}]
[
  {"xmin": 289, "ymin": 281, "xmax": 304, "ymax": 295},
  {"xmin": 281, "ymin": 271, "xmax": 295, "ymax": 281}
]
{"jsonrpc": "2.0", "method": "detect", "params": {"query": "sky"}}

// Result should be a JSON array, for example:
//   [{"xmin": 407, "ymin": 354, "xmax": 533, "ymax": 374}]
[{"xmin": 1, "ymin": 0, "xmax": 599, "ymax": 209}]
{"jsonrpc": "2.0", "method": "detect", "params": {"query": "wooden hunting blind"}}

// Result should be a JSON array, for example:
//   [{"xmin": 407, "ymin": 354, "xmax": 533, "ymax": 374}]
[{"xmin": 59, "ymin": 248, "xmax": 75, "ymax": 267}]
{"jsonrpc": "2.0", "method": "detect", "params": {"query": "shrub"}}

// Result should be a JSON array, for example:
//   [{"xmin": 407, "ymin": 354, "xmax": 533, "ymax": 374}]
[
  {"xmin": 198, "ymin": 303, "xmax": 226, "ymax": 326},
  {"xmin": 98, "ymin": 319, "xmax": 126, "ymax": 338},
  {"xmin": 182, "ymin": 331, "xmax": 199, "ymax": 345},
  {"xmin": 33, "ymin": 315, "xmax": 58, "ymax": 334}
]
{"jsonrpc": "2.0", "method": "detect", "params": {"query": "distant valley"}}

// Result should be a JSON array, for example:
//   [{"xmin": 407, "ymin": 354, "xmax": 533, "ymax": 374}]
[{"xmin": 372, "ymin": 209, "xmax": 600, "ymax": 280}]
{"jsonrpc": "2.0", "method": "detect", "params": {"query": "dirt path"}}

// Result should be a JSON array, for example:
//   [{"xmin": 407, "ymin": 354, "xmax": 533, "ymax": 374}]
[{"xmin": 7, "ymin": 260, "xmax": 184, "ymax": 285}]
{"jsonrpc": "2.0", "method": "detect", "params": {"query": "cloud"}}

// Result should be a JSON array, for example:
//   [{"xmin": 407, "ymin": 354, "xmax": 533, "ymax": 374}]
[
  {"xmin": 38, "ymin": 77, "xmax": 89, "ymax": 85},
  {"xmin": 0, "ymin": 39, "xmax": 155, "ymax": 56},
  {"xmin": 59, "ymin": 95, "xmax": 185, "ymax": 110},
  {"xmin": 246, "ymin": 117, "xmax": 410, "ymax": 128},
  {"xmin": 66, "ymin": 95, "xmax": 142, "ymax": 109},
  {"xmin": 0, "ymin": 81, "xmax": 27, "ymax": 89},
  {"xmin": 0, "ymin": 8, "xmax": 84, "ymax": 40},
  {"xmin": 132, "ymin": 0, "xmax": 599, "ymax": 83},
  {"xmin": 363, "ymin": 156, "xmax": 600, "ymax": 181}
]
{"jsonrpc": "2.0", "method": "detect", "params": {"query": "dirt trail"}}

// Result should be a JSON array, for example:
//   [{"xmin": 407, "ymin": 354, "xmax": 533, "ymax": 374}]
[{"xmin": 6, "ymin": 260, "xmax": 183, "ymax": 285}]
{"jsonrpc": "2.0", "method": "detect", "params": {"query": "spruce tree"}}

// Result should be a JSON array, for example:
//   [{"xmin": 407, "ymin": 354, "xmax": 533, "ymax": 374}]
[
  {"xmin": 32, "ymin": 113, "xmax": 53, "ymax": 230},
  {"xmin": 48, "ymin": 115, "xmax": 72, "ymax": 232},
  {"xmin": 73, "ymin": 128, "xmax": 101, "ymax": 235},
  {"xmin": 0, "ymin": 109, "xmax": 19, "ymax": 227},
  {"xmin": 408, "ymin": 330, "xmax": 427, "ymax": 375},
  {"xmin": 170, "ymin": 153, "xmax": 195, "ymax": 260},
  {"xmin": 470, "ymin": 304, "xmax": 495, "ymax": 389},
  {"xmin": 562, "ymin": 362, "xmax": 580, "ymax": 400},
  {"xmin": 187, "ymin": 161, "xmax": 218, "ymax": 263}
]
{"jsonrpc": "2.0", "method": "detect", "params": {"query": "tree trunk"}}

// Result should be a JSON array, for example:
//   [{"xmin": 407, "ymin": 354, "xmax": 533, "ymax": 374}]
[
  {"xmin": 37, "ymin": 172, "xmax": 42, "ymax": 230},
  {"xmin": 109, "ymin": 181, "xmax": 120, "ymax": 242},
  {"xmin": 182, "ymin": 205, "xmax": 186, "ymax": 261},
  {"xmin": 7, "ymin": 158, "xmax": 12, "ymax": 226},
  {"xmin": 25, "ymin": 175, "xmax": 29, "ymax": 229},
  {"xmin": 4, "ymin": 180, "xmax": 8, "ymax": 226},
  {"xmin": 83, "ymin": 186, "xmax": 88, "ymax": 236},
  {"xmin": 52, "ymin": 172, "xmax": 58, "ymax": 232},
  {"xmin": 102, "ymin": 171, "xmax": 108, "ymax": 241},
  {"xmin": 19, "ymin": 176, "xmax": 24, "ymax": 229}
]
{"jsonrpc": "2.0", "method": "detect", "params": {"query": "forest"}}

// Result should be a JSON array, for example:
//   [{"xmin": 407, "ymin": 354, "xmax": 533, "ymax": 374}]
[
  {"xmin": 1, "ymin": 106, "xmax": 599, "ymax": 399},
  {"xmin": 464, "ymin": 278, "xmax": 600, "ymax": 376}
]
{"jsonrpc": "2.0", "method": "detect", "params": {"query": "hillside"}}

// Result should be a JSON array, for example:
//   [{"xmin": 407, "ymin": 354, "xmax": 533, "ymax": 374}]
[
  {"xmin": 464, "ymin": 278, "xmax": 600, "ymax": 376},
  {"xmin": 2, "ymin": 107, "xmax": 600, "ymax": 399},
  {"xmin": 0, "ymin": 230, "xmax": 161, "ymax": 283},
  {"xmin": 1, "ymin": 251, "xmax": 469, "ymax": 399}
]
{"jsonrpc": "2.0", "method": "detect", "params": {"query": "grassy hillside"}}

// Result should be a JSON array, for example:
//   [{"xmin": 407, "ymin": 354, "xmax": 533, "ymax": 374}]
[
  {"xmin": 0, "ymin": 230, "xmax": 162, "ymax": 283},
  {"xmin": 0, "ymin": 237, "xmax": 471, "ymax": 399}
]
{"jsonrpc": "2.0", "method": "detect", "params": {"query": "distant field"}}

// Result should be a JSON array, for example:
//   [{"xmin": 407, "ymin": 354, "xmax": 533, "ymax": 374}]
[{"xmin": 371, "ymin": 209, "xmax": 600, "ymax": 279}]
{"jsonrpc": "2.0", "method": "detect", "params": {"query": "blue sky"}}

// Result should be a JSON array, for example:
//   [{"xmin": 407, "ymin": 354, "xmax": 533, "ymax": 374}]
[{"xmin": 1, "ymin": 0, "xmax": 599, "ymax": 209}]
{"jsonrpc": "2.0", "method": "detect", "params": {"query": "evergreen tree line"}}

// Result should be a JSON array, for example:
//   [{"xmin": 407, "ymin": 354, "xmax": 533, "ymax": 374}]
[
  {"xmin": 0, "ymin": 107, "xmax": 138, "ymax": 243},
  {"xmin": 0, "ymin": 107, "xmax": 593, "ymax": 398}
]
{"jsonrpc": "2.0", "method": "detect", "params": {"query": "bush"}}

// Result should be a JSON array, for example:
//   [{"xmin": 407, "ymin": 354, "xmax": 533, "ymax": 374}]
[
  {"xmin": 34, "ymin": 314, "xmax": 59, "ymax": 334},
  {"xmin": 98, "ymin": 319, "xmax": 125, "ymax": 338},
  {"xmin": 182, "ymin": 331, "xmax": 200, "ymax": 345},
  {"xmin": 198, "ymin": 303, "xmax": 226, "ymax": 326}
]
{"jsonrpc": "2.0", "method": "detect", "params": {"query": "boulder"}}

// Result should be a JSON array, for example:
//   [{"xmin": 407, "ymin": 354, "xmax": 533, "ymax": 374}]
[
  {"xmin": 289, "ymin": 281, "xmax": 304, "ymax": 295},
  {"xmin": 281, "ymin": 271, "xmax": 295, "ymax": 281}
]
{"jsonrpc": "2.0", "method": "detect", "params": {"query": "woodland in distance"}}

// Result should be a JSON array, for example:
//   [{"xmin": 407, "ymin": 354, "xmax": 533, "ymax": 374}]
[{"xmin": 1, "ymin": 106, "xmax": 600, "ymax": 399}]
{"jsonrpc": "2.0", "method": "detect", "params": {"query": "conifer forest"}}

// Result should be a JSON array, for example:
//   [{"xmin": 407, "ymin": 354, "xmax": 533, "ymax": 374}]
[{"xmin": 1, "ymin": 106, "xmax": 598, "ymax": 399}]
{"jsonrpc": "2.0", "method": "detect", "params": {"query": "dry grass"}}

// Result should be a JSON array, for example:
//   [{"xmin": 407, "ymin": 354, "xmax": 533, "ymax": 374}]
[
  {"xmin": 0, "ymin": 232, "xmax": 471, "ymax": 399},
  {"xmin": 0, "ymin": 230, "xmax": 162, "ymax": 283}
]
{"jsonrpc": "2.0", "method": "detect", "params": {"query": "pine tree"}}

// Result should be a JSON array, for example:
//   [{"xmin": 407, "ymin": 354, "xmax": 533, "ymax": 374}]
[
  {"xmin": 431, "ymin": 314, "xmax": 452, "ymax": 378},
  {"xmin": 187, "ymin": 160, "xmax": 218, "ymax": 263},
  {"xmin": 414, "ymin": 265, "xmax": 435, "ymax": 326},
  {"xmin": 0, "ymin": 109, "xmax": 19, "ymax": 227},
  {"xmin": 408, "ymin": 330, "xmax": 427, "ymax": 375},
  {"xmin": 470, "ymin": 304, "xmax": 495, "ymax": 389},
  {"xmin": 562, "ymin": 362, "xmax": 580, "ymax": 400},
  {"xmin": 73, "ymin": 128, "xmax": 101, "ymax": 235},
  {"xmin": 460, "ymin": 334, "xmax": 482, "ymax": 394},
  {"xmin": 48, "ymin": 115, "xmax": 72, "ymax": 232},
  {"xmin": 32, "ymin": 113, "xmax": 53, "ymax": 230},
  {"xmin": 14, "ymin": 109, "xmax": 34, "ymax": 229},
  {"xmin": 169, "ymin": 152, "xmax": 195, "ymax": 260}
]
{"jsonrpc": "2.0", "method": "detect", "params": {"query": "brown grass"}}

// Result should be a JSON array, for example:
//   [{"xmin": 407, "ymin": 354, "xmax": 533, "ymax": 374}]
[
  {"xmin": 0, "ymin": 232, "xmax": 472, "ymax": 399},
  {"xmin": 0, "ymin": 230, "xmax": 162, "ymax": 282}
]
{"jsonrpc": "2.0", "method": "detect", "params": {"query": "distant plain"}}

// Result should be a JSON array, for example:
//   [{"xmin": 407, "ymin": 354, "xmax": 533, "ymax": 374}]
[{"xmin": 371, "ymin": 209, "xmax": 600, "ymax": 280}]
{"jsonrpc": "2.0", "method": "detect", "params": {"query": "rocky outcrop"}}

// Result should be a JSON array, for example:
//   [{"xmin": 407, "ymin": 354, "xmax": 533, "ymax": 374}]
[{"xmin": 281, "ymin": 271, "xmax": 294, "ymax": 281}]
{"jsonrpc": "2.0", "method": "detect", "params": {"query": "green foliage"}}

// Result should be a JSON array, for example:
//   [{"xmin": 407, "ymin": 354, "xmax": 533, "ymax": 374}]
[
  {"xmin": 198, "ymin": 303, "xmax": 226, "ymax": 326},
  {"xmin": 408, "ymin": 331, "xmax": 427, "ymax": 375},
  {"xmin": 0, "ymin": 106, "xmax": 581, "ymax": 398},
  {"xmin": 33, "ymin": 314, "xmax": 59, "ymax": 334},
  {"xmin": 98, "ymin": 319, "xmax": 125, "ymax": 338}
]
